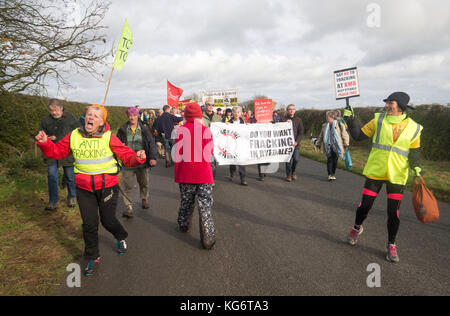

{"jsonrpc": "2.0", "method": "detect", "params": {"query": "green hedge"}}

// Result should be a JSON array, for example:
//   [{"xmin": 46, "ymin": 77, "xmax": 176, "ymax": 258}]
[
  {"xmin": 296, "ymin": 105, "xmax": 449, "ymax": 161},
  {"xmin": 0, "ymin": 94, "xmax": 130, "ymax": 162},
  {"xmin": 1, "ymin": 94, "xmax": 448, "ymax": 162}
]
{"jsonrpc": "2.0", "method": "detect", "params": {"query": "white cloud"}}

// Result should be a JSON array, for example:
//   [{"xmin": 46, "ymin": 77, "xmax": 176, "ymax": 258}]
[{"xmin": 46, "ymin": 0, "xmax": 450, "ymax": 109}]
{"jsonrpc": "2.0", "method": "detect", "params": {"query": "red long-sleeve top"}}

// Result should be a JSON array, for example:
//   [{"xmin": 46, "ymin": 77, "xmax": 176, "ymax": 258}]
[{"xmin": 37, "ymin": 123, "xmax": 145, "ymax": 192}]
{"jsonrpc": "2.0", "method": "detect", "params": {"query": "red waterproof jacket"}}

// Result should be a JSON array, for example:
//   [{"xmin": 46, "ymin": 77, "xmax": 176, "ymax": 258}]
[{"xmin": 174, "ymin": 119, "xmax": 214, "ymax": 184}]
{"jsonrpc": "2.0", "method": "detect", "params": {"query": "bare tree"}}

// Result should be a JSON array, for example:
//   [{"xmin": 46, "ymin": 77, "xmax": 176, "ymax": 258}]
[
  {"xmin": 239, "ymin": 95, "xmax": 268, "ymax": 112},
  {"xmin": 0, "ymin": 0, "xmax": 111, "ymax": 95}
]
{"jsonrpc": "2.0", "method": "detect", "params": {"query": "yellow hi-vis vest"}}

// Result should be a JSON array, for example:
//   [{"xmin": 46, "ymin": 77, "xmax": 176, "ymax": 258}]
[
  {"xmin": 70, "ymin": 129, "xmax": 119, "ymax": 175},
  {"xmin": 363, "ymin": 113, "xmax": 422, "ymax": 185}
]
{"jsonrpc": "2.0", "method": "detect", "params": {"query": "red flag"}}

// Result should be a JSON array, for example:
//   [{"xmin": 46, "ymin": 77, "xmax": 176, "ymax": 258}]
[
  {"xmin": 179, "ymin": 99, "xmax": 192, "ymax": 109},
  {"xmin": 167, "ymin": 80, "xmax": 183, "ymax": 108}
]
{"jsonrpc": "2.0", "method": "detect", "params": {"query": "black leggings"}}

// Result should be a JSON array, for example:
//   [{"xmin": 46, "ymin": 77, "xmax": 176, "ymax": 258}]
[
  {"xmin": 327, "ymin": 150, "xmax": 339, "ymax": 176},
  {"xmin": 355, "ymin": 178, "xmax": 405, "ymax": 244}
]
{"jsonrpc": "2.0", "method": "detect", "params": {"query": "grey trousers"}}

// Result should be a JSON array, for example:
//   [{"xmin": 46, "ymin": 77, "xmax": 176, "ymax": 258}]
[{"xmin": 119, "ymin": 168, "xmax": 149, "ymax": 207}]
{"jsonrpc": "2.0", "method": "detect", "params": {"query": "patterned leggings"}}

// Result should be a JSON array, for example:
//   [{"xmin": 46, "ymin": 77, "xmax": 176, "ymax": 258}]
[{"xmin": 178, "ymin": 183, "xmax": 216, "ymax": 249}]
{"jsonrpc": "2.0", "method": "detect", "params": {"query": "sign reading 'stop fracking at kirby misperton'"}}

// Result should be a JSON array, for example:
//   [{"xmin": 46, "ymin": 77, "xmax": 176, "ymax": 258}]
[{"xmin": 334, "ymin": 67, "xmax": 360, "ymax": 100}]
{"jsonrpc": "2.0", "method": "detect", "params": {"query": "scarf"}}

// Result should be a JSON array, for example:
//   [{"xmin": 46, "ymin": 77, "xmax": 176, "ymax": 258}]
[
  {"xmin": 324, "ymin": 120, "xmax": 344, "ymax": 159},
  {"xmin": 386, "ymin": 114, "xmax": 407, "ymax": 125}
]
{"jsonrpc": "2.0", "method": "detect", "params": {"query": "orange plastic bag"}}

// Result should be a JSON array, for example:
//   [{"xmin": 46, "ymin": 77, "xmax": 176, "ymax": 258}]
[{"xmin": 413, "ymin": 176, "xmax": 439, "ymax": 223}]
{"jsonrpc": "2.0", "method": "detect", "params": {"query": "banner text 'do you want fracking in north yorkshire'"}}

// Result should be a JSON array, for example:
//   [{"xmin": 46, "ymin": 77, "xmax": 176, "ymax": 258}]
[{"xmin": 210, "ymin": 122, "xmax": 295, "ymax": 166}]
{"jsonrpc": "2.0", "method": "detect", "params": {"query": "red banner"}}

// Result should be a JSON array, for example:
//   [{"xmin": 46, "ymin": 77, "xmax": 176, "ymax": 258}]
[
  {"xmin": 167, "ymin": 80, "xmax": 184, "ymax": 108},
  {"xmin": 179, "ymin": 99, "xmax": 192, "ymax": 109},
  {"xmin": 254, "ymin": 99, "xmax": 273, "ymax": 123}
]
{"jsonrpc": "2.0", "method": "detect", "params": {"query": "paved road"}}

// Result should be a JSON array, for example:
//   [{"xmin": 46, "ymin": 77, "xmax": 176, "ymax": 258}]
[{"xmin": 60, "ymin": 157, "xmax": 450, "ymax": 296}]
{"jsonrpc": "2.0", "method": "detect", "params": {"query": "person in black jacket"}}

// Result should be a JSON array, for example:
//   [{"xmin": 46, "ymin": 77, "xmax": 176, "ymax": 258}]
[
  {"xmin": 117, "ymin": 107, "xmax": 157, "ymax": 217},
  {"xmin": 153, "ymin": 105, "xmax": 184, "ymax": 167},
  {"xmin": 38, "ymin": 98, "xmax": 79, "ymax": 210}
]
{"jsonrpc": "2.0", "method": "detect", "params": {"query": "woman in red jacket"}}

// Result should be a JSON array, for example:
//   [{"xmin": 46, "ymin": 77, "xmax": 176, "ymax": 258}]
[
  {"xmin": 173, "ymin": 102, "xmax": 216, "ymax": 249},
  {"xmin": 36, "ymin": 104, "xmax": 146, "ymax": 276}
]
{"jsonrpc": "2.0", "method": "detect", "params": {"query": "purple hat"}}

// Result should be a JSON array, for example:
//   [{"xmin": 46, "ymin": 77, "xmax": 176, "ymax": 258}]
[{"xmin": 126, "ymin": 107, "xmax": 140, "ymax": 116}]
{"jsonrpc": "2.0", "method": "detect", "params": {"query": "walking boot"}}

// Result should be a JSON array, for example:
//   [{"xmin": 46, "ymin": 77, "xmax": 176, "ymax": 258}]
[
  {"xmin": 123, "ymin": 205, "xmax": 134, "ymax": 218},
  {"xmin": 142, "ymin": 198, "xmax": 150, "ymax": 209},
  {"xmin": 45, "ymin": 202, "xmax": 58, "ymax": 211},
  {"xmin": 67, "ymin": 197, "xmax": 77, "ymax": 207}
]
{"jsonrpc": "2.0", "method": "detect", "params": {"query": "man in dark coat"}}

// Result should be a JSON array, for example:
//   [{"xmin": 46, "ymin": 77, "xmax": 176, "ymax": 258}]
[
  {"xmin": 38, "ymin": 98, "xmax": 79, "ymax": 210},
  {"xmin": 153, "ymin": 105, "xmax": 184, "ymax": 167},
  {"xmin": 281, "ymin": 104, "xmax": 304, "ymax": 182}
]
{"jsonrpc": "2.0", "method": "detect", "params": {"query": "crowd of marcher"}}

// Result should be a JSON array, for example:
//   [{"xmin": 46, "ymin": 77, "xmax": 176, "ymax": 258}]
[{"xmin": 35, "ymin": 91, "xmax": 423, "ymax": 275}]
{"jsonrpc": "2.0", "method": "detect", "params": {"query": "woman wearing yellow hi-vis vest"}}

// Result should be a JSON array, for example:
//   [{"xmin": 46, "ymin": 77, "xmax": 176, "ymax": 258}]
[
  {"xmin": 36, "ymin": 105, "xmax": 147, "ymax": 276},
  {"xmin": 343, "ymin": 92, "xmax": 423, "ymax": 263}
]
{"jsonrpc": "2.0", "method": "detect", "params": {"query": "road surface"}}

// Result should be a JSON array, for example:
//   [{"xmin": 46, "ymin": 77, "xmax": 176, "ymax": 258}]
[{"xmin": 60, "ymin": 157, "xmax": 450, "ymax": 296}]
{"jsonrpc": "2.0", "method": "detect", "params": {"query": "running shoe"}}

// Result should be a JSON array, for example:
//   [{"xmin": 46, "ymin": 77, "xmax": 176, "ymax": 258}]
[
  {"xmin": 386, "ymin": 243, "xmax": 400, "ymax": 263},
  {"xmin": 347, "ymin": 226, "xmax": 363, "ymax": 246},
  {"xmin": 84, "ymin": 257, "xmax": 101, "ymax": 277},
  {"xmin": 117, "ymin": 240, "xmax": 128, "ymax": 255}
]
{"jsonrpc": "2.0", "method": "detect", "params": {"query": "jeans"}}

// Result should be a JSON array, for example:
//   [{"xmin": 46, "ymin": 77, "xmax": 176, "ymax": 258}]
[
  {"xmin": 164, "ymin": 138, "xmax": 174, "ymax": 165},
  {"xmin": 285, "ymin": 147, "xmax": 300, "ymax": 176},
  {"xmin": 48, "ymin": 162, "xmax": 76, "ymax": 203}
]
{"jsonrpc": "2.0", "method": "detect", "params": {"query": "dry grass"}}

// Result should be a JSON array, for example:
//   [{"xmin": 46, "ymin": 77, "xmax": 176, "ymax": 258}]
[{"xmin": 0, "ymin": 168, "xmax": 83, "ymax": 296}]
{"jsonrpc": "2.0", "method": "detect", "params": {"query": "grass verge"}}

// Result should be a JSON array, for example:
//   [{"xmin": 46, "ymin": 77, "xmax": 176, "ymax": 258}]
[
  {"xmin": 0, "ymin": 153, "xmax": 83, "ymax": 296},
  {"xmin": 299, "ymin": 139, "xmax": 450, "ymax": 202}
]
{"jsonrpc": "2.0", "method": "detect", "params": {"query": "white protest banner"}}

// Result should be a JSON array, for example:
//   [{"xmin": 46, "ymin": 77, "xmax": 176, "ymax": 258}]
[
  {"xmin": 334, "ymin": 67, "xmax": 360, "ymax": 100},
  {"xmin": 210, "ymin": 122, "xmax": 295, "ymax": 166},
  {"xmin": 202, "ymin": 89, "xmax": 239, "ymax": 109}
]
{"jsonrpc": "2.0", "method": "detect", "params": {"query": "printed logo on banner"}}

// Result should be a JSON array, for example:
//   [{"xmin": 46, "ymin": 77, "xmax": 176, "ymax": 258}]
[{"xmin": 217, "ymin": 129, "xmax": 240, "ymax": 160}]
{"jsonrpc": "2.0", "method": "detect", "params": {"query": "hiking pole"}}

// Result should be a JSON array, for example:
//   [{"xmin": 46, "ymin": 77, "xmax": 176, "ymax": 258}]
[{"xmin": 117, "ymin": 185, "xmax": 134, "ymax": 204}]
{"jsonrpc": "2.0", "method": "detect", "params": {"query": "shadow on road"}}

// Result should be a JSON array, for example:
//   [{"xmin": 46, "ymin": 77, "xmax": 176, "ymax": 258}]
[{"xmin": 134, "ymin": 206, "xmax": 202, "ymax": 250}]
